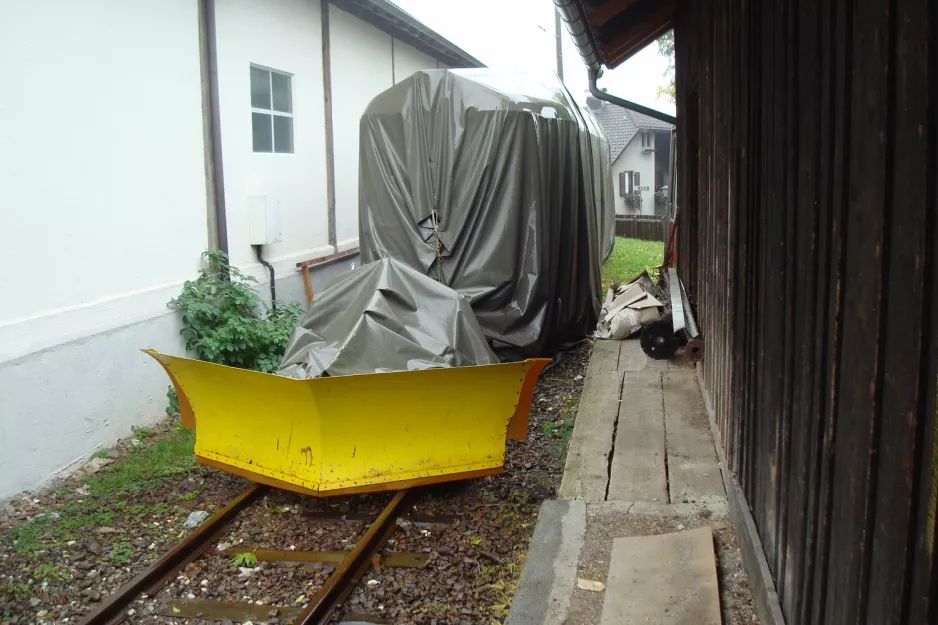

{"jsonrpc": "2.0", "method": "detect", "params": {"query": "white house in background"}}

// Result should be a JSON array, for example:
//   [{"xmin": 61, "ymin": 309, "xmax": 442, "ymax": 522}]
[
  {"xmin": 588, "ymin": 97, "xmax": 675, "ymax": 216},
  {"xmin": 0, "ymin": 0, "xmax": 482, "ymax": 498}
]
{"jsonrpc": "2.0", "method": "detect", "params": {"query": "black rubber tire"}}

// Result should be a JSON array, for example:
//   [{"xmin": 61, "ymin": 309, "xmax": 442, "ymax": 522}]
[{"xmin": 640, "ymin": 320, "xmax": 679, "ymax": 360}]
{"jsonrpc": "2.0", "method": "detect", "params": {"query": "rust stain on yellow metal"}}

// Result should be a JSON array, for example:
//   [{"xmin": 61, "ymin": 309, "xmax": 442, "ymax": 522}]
[{"xmin": 144, "ymin": 350, "xmax": 549, "ymax": 496}]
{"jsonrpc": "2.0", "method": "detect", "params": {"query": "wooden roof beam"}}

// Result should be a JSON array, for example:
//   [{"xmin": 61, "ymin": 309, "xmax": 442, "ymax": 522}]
[
  {"xmin": 596, "ymin": 0, "xmax": 674, "ymax": 67},
  {"xmin": 584, "ymin": 0, "xmax": 641, "ymax": 27}
]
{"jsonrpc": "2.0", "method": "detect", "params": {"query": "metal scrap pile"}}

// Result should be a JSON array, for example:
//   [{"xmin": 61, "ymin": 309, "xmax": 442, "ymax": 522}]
[
  {"xmin": 595, "ymin": 272, "xmax": 666, "ymax": 340},
  {"xmin": 596, "ymin": 268, "xmax": 703, "ymax": 362}
]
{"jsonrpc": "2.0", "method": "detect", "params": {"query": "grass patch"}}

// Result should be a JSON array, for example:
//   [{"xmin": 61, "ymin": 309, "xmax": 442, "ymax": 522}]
[
  {"xmin": 540, "ymin": 419, "xmax": 574, "ymax": 454},
  {"xmin": 1, "ymin": 579, "xmax": 31, "ymax": 603},
  {"xmin": 601, "ymin": 237, "xmax": 665, "ymax": 291},
  {"xmin": 131, "ymin": 425, "xmax": 155, "ymax": 440},
  {"xmin": 33, "ymin": 563, "xmax": 70, "ymax": 582},
  {"xmin": 58, "ymin": 501, "xmax": 118, "ymax": 532},
  {"xmin": 412, "ymin": 602, "xmax": 461, "ymax": 619},
  {"xmin": 84, "ymin": 428, "xmax": 195, "ymax": 496},
  {"xmin": 110, "ymin": 541, "xmax": 136, "ymax": 565},
  {"xmin": 2, "ymin": 426, "xmax": 196, "ymax": 561},
  {"xmin": 2, "ymin": 501, "xmax": 123, "ymax": 557},
  {"xmin": 3, "ymin": 518, "xmax": 52, "ymax": 555},
  {"xmin": 539, "ymin": 392, "xmax": 578, "ymax": 455},
  {"xmin": 476, "ymin": 552, "xmax": 527, "ymax": 621}
]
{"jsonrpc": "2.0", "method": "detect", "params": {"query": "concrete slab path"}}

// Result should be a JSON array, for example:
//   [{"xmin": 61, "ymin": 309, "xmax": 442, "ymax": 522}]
[
  {"xmin": 599, "ymin": 526, "xmax": 722, "ymax": 625},
  {"xmin": 508, "ymin": 338, "xmax": 753, "ymax": 625}
]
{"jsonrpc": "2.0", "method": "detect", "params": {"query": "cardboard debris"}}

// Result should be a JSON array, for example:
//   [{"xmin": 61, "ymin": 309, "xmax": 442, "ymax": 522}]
[{"xmin": 596, "ymin": 271, "xmax": 665, "ymax": 340}]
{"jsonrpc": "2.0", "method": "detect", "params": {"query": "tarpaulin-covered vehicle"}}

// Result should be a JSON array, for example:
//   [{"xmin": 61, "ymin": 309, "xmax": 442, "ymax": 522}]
[{"xmin": 359, "ymin": 69, "xmax": 615, "ymax": 359}]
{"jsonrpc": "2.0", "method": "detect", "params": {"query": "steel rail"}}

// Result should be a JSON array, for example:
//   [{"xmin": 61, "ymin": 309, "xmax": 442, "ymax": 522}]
[
  {"xmin": 77, "ymin": 483, "xmax": 267, "ymax": 625},
  {"xmin": 292, "ymin": 489, "xmax": 410, "ymax": 625}
]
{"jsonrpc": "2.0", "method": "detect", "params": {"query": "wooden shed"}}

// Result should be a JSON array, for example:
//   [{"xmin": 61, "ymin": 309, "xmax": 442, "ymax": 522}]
[{"xmin": 555, "ymin": 0, "xmax": 938, "ymax": 623}]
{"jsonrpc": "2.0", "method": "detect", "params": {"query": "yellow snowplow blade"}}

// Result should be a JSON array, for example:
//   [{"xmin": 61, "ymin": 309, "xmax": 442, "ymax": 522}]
[{"xmin": 144, "ymin": 350, "xmax": 549, "ymax": 496}]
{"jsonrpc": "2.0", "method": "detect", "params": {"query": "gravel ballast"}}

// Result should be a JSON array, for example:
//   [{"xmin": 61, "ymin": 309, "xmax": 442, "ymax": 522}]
[{"xmin": 1, "ymin": 342, "xmax": 591, "ymax": 625}]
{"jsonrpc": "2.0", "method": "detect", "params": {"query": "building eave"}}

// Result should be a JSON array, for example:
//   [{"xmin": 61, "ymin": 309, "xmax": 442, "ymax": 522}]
[
  {"xmin": 554, "ymin": 0, "xmax": 675, "ymax": 70},
  {"xmin": 329, "ymin": 0, "xmax": 485, "ymax": 69}
]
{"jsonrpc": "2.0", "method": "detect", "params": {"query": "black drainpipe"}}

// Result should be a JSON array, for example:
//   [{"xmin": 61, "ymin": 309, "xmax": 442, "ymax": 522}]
[
  {"xmin": 588, "ymin": 68, "xmax": 677, "ymax": 125},
  {"xmin": 254, "ymin": 246, "xmax": 276, "ymax": 310}
]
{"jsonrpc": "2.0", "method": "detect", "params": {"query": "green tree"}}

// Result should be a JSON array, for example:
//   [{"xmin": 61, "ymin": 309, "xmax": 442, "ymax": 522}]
[{"xmin": 656, "ymin": 30, "xmax": 675, "ymax": 103}]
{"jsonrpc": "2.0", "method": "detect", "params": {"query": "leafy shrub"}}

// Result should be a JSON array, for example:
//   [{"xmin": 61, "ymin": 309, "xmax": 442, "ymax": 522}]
[
  {"xmin": 165, "ymin": 386, "xmax": 179, "ymax": 416},
  {"xmin": 169, "ymin": 250, "xmax": 302, "ymax": 373}
]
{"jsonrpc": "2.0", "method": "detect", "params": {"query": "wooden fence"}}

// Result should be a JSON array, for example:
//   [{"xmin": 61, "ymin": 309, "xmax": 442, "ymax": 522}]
[
  {"xmin": 675, "ymin": 0, "xmax": 938, "ymax": 623},
  {"xmin": 614, "ymin": 216, "xmax": 669, "ymax": 242}
]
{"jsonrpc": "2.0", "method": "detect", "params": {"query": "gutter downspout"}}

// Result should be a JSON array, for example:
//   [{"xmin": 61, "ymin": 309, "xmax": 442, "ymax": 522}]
[
  {"xmin": 588, "ymin": 68, "xmax": 677, "ymax": 125},
  {"xmin": 553, "ymin": 1, "xmax": 677, "ymax": 125},
  {"xmin": 254, "ymin": 245, "xmax": 277, "ymax": 310},
  {"xmin": 204, "ymin": 0, "xmax": 229, "ymax": 253}
]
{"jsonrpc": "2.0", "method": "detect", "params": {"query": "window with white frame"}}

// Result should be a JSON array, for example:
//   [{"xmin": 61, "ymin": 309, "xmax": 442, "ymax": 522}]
[{"xmin": 251, "ymin": 66, "xmax": 293, "ymax": 154}]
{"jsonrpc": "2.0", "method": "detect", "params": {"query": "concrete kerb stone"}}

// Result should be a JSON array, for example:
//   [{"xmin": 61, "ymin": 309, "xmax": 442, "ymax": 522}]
[
  {"xmin": 506, "ymin": 500, "xmax": 586, "ymax": 625},
  {"xmin": 588, "ymin": 498, "xmax": 729, "ymax": 521}
]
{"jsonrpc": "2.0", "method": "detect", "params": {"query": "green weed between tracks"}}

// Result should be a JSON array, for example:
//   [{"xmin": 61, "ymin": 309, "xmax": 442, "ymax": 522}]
[
  {"xmin": 540, "ymin": 392, "xmax": 579, "ymax": 455},
  {"xmin": 476, "ymin": 552, "xmax": 527, "ymax": 622},
  {"xmin": 601, "ymin": 236, "xmax": 665, "ymax": 291},
  {"xmin": 1, "ymin": 427, "xmax": 196, "ymax": 560},
  {"xmin": 83, "ymin": 428, "xmax": 195, "ymax": 497}
]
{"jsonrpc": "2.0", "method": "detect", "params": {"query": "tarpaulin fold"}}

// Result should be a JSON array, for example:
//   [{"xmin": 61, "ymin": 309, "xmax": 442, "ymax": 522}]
[
  {"xmin": 358, "ymin": 69, "xmax": 614, "ymax": 359},
  {"xmin": 278, "ymin": 258, "xmax": 497, "ymax": 378}
]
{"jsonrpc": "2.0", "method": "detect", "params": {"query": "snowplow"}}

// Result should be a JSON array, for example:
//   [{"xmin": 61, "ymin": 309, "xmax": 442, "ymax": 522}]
[{"xmin": 145, "ymin": 350, "xmax": 549, "ymax": 497}]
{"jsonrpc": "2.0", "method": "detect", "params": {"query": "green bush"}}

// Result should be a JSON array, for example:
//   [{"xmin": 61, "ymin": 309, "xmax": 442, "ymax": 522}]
[
  {"xmin": 165, "ymin": 386, "xmax": 179, "ymax": 416},
  {"xmin": 169, "ymin": 250, "xmax": 302, "ymax": 373}
]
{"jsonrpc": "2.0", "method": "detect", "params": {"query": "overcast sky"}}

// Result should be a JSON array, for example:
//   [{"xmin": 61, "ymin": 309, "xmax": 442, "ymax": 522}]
[{"xmin": 392, "ymin": 0, "xmax": 676, "ymax": 116}]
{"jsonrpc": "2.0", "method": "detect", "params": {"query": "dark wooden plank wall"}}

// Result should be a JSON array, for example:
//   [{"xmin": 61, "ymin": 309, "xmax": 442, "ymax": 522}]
[
  {"xmin": 614, "ymin": 215, "xmax": 669, "ymax": 241},
  {"xmin": 674, "ymin": 0, "xmax": 938, "ymax": 622}
]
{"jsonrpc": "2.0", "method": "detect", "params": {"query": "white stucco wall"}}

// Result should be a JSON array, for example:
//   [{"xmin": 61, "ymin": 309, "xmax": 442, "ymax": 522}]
[
  {"xmin": 214, "ymin": 0, "xmax": 333, "ymax": 276},
  {"xmin": 329, "ymin": 8, "xmax": 394, "ymax": 250},
  {"xmin": 393, "ymin": 42, "xmax": 437, "ymax": 82},
  {"xmin": 611, "ymin": 132, "xmax": 657, "ymax": 216},
  {"xmin": 0, "ymin": 0, "xmax": 448, "ymax": 498},
  {"xmin": 330, "ymin": 8, "xmax": 442, "ymax": 250},
  {"xmin": 0, "ymin": 0, "xmax": 207, "ymax": 497}
]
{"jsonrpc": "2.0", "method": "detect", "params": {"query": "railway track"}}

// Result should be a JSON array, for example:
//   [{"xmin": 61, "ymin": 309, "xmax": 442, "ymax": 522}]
[{"xmin": 77, "ymin": 485, "xmax": 412, "ymax": 625}]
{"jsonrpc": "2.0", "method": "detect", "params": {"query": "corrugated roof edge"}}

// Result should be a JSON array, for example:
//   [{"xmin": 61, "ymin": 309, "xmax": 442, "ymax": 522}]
[{"xmin": 330, "ymin": 0, "xmax": 486, "ymax": 69}]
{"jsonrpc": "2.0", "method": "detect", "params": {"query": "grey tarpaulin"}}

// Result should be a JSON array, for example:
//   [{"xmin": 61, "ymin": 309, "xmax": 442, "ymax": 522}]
[
  {"xmin": 277, "ymin": 258, "xmax": 497, "ymax": 378},
  {"xmin": 358, "ymin": 69, "xmax": 614, "ymax": 359}
]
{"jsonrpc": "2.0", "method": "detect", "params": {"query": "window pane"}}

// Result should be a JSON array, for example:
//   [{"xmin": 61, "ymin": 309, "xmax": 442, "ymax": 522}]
[
  {"xmin": 633, "ymin": 171, "xmax": 641, "ymax": 187},
  {"xmin": 271, "ymin": 72, "xmax": 292, "ymax": 113},
  {"xmin": 274, "ymin": 115, "xmax": 293, "ymax": 153},
  {"xmin": 252, "ymin": 113, "xmax": 273, "ymax": 152},
  {"xmin": 250, "ymin": 67, "xmax": 271, "ymax": 109}
]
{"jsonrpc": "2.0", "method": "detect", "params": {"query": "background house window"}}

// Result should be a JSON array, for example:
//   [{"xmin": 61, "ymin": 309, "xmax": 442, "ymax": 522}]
[
  {"xmin": 251, "ymin": 66, "xmax": 293, "ymax": 154},
  {"xmin": 641, "ymin": 131, "xmax": 652, "ymax": 148},
  {"xmin": 633, "ymin": 171, "xmax": 641, "ymax": 188},
  {"xmin": 619, "ymin": 170, "xmax": 635, "ymax": 196}
]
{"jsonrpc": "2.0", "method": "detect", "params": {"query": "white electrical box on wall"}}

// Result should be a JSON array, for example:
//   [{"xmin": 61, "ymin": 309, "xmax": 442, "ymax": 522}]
[{"xmin": 247, "ymin": 195, "xmax": 282, "ymax": 245}]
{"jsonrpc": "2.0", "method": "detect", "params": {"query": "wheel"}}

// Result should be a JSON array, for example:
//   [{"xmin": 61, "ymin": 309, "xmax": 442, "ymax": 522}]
[{"xmin": 640, "ymin": 320, "xmax": 679, "ymax": 360}]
